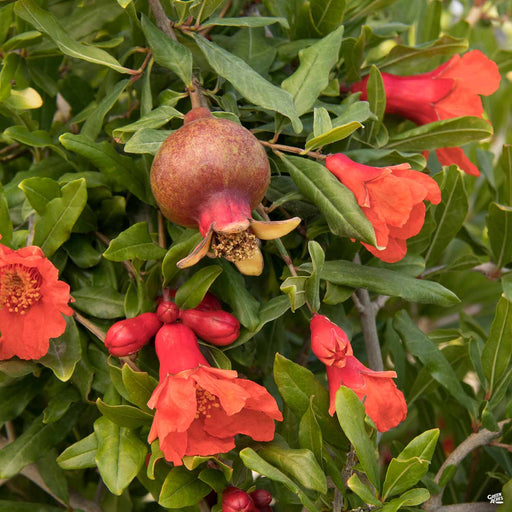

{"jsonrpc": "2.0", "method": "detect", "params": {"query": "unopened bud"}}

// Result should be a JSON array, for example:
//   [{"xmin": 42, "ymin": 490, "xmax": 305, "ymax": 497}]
[
  {"xmin": 310, "ymin": 314, "xmax": 353, "ymax": 367},
  {"xmin": 222, "ymin": 487, "xmax": 255, "ymax": 512},
  {"xmin": 105, "ymin": 313, "xmax": 162, "ymax": 356},
  {"xmin": 249, "ymin": 489, "xmax": 272, "ymax": 509},
  {"xmin": 156, "ymin": 301, "xmax": 180, "ymax": 324},
  {"xmin": 180, "ymin": 309, "xmax": 240, "ymax": 346},
  {"xmin": 196, "ymin": 292, "xmax": 222, "ymax": 311}
]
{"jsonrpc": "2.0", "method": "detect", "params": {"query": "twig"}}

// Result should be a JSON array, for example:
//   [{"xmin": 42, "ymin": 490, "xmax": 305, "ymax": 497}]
[
  {"xmin": 259, "ymin": 140, "xmax": 327, "ymax": 160},
  {"xmin": 4, "ymin": 421, "xmax": 15, "ymax": 442},
  {"xmin": 148, "ymin": 0, "xmax": 178, "ymax": 40},
  {"xmin": 158, "ymin": 210, "xmax": 167, "ymax": 249},
  {"xmin": 74, "ymin": 311, "xmax": 106, "ymax": 342},
  {"xmin": 423, "ymin": 419, "xmax": 511, "ymax": 511}
]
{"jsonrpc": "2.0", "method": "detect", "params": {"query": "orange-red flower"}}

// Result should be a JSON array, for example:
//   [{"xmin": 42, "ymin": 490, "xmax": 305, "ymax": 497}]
[
  {"xmin": 310, "ymin": 315, "xmax": 407, "ymax": 432},
  {"xmin": 351, "ymin": 50, "xmax": 501, "ymax": 176},
  {"xmin": 148, "ymin": 323, "xmax": 282, "ymax": 465},
  {"xmin": 0, "ymin": 242, "xmax": 73, "ymax": 360},
  {"xmin": 325, "ymin": 153, "xmax": 441, "ymax": 262}
]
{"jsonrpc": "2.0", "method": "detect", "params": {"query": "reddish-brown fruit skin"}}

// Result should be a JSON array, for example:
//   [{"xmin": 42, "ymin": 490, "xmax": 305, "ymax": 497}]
[
  {"xmin": 249, "ymin": 489, "xmax": 272, "ymax": 508},
  {"xmin": 150, "ymin": 111, "xmax": 270, "ymax": 227},
  {"xmin": 105, "ymin": 312, "xmax": 162, "ymax": 356}
]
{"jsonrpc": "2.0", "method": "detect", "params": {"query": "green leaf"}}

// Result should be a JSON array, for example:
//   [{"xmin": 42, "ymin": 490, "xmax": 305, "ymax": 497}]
[
  {"xmin": 298, "ymin": 398, "xmax": 323, "ymax": 464},
  {"xmin": 488, "ymin": 203, "xmax": 512, "ymax": 268},
  {"xmin": 313, "ymin": 107, "xmax": 332, "ymax": 137},
  {"xmin": 309, "ymin": 0, "xmax": 346, "ymax": 36},
  {"xmin": 335, "ymin": 386, "xmax": 379, "ymax": 489},
  {"xmin": 281, "ymin": 155, "xmax": 376, "ymax": 245},
  {"xmin": 14, "ymin": 0, "xmax": 133, "ymax": 74},
  {"xmin": 96, "ymin": 399, "xmax": 153, "ymax": 428},
  {"xmin": 162, "ymin": 231, "xmax": 204, "ymax": 284},
  {"xmin": 304, "ymin": 121, "xmax": 363, "ymax": 152},
  {"xmin": 141, "ymin": 15, "xmax": 193, "ymax": 87},
  {"xmin": 121, "ymin": 365, "xmax": 158, "ymax": 412},
  {"xmin": 103, "ymin": 222, "xmax": 166, "ymax": 261},
  {"xmin": 19, "ymin": 177, "xmax": 61, "ymax": 214},
  {"xmin": 301, "ymin": 260, "xmax": 459, "ymax": 306},
  {"xmin": 366, "ymin": 65, "xmax": 386, "ymax": 122},
  {"xmin": 159, "ymin": 466, "xmax": 211, "ymax": 508},
  {"xmin": 280, "ymin": 275, "xmax": 307, "ymax": 312},
  {"xmin": 0, "ymin": 405, "xmax": 82, "ymax": 479},
  {"xmin": 59, "ymin": 133, "xmax": 152, "ymax": 204},
  {"xmin": 193, "ymin": 34, "xmax": 302, "ymax": 132},
  {"xmin": 481, "ymin": 295, "xmax": 512, "ymax": 397},
  {"xmin": 36, "ymin": 449, "xmax": 69, "ymax": 505},
  {"xmin": 393, "ymin": 311, "xmax": 477, "ymax": 412},
  {"xmin": 124, "ymin": 129, "xmax": 173, "ymax": 155},
  {"xmin": 72, "ymin": 286, "xmax": 125, "ymax": 319},
  {"xmin": 258, "ymin": 444, "xmax": 327, "ymax": 493},
  {"xmin": 0, "ymin": 184, "xmax": 13, "ymax": 245},
  {"xmin": 424, "ymin": 166, "xmax": 468, "ymax": 266},
  {"xmin": 305, "ymin": 241, "xmax": 325, "ymax": 312},
  {"xmin": 94, "ymin": 416, "xmax": 147, "ymax": 496},
  {"xmin": 382, "ymin": 429, "xmax": 439, "ymax": 499},
  {"xmin": 387, "ymin": 117, "xmax": 493, "ymax": 152},
  {"xmin": 33, "ymin": 178, "xmax": 87, "ymax": 257},
  {"xmin": 43, "ymin": 387, "xmax": 80, "ymax": 424},
  {"xmin": 0, "ymin": 376, "xmax": 40, "ymax": 423},
  {"xmin": 378, "ymin": 35, "xmax": 468, "ymax": 74},
  {"xmin": 3, "ymin": 126, "xmax": 66, "ymax": 159},
  {"xmin": 203, "ymin": 16, "xmax": 290, "ymax": 28},
  {"xmin": 0, "ymin": 501, "xmax": 63, "ymax": 512},
  {"xmin": 213, "ymin": 260, "xmax": 260, "ymax": 330},
  {"xmin": 497, "ymin": 145, "xmax": 512, "ymax": 206},
  {"xmin": 175, "ymin": 266, "xmax": 223, "ymax": 310},
  {"xmin": 3, "ymin": 88, "xmax": 44, "ymax": 110},
  {"xmin": 282, "ymin": 25, "xmax": 344, "ymax": 116},
  {"xmin": 39, "ymin": 317, "xmax": 81, "ymax": 382},
  {"xmin": 113, "ymin": 106, "xmax": 182, "ymax": 138},
  {"xmin": 347, "ymin": 473, "xmax": 382, "ymax": 506},
  {"xmin": 380, "ymin": 488, "xmax": 431, "ymax": 512},
  {"xmin": 82, "ymin": 79, "xmax": 130, "ymax": 140},
  {"xmin": 274, "ymin": 354, "xmax": 343, "ymax": 447},
  {"xmin": 239, "ymin": 448, "xmax": 320, "ymax": 511}
]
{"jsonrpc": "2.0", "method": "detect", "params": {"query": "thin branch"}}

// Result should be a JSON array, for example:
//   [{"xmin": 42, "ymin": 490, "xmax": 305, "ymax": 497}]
[
  {"xmin": 423, "ymin": 419, "xmax": 511, "ymax": 511},
  {"xmin": 148, "ymin": 0, "xmax": 178, "ymax": 40},
  {"xmin": 4, "ymin": 421, "xmax": 15, "ymax": 442},
  {"xmin": 158, "ymin": 210, "xmax": 167, "ymax": 249},
  {"xmin": 74, "ymin": 311, "xmax": 106, "ymax": 342},
  {"xmin": 259, "ymin": 140, "xmax": 327, "ymax": 160}
]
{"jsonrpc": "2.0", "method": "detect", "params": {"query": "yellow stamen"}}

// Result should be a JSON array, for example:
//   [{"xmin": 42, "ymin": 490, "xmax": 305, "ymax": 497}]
[
  {"xmin": 211, "ymin": 230, "xmax": 258, "ymax": 262},
  {"xmin": 195, "ymin": 388, "xmax": 220, "ymax": 419},
  {"xmin": 0, "ymin": 264, "xmax": 43, "ymax": 314}
]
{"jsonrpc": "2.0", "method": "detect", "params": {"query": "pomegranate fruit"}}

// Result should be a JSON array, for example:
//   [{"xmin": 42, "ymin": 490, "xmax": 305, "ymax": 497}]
[{"xmin": 150, "ymin": 107, "xmax": 300, "ymax": 276}]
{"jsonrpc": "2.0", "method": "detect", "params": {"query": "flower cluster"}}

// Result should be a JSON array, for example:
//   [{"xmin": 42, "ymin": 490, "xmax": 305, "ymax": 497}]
[
  {"xmin": 350, "ymin": 50, "xmax": 500, "ymax": 176},
  {"xmin": 222, "ymin": 487, "xmax": 273, "ymax": 512},
  {"xmin": 310, "ymin": 314, "xmax": 407, "ymax": 432},
  {"xmin": 0, "ymin": 241, "xmax": 73, "ymax": 360}
]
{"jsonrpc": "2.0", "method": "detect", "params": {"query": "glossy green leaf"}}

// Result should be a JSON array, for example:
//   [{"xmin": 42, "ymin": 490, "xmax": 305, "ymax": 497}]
[
  {"xmin": 380, "ymin": 488, "xmax": 431, "ymax": 512},
  {"xmin": 0, "ymin": 184, "xmax": 13, "ymax": 245},
  {"xmin": 0, "ymin": 406, "xmax": 82, "ymax": 479},
  {"xmin": 488, "ymin": 203, "xmax": 512, "ymax": 268},
  {"xmin": 19, "ymin": 177, "xmax": 61, "ymax": 214},
  {"xmin": 3, "ymin": 126, "xmax": 66, "ymax": 159},
  {"xmin": 280, "ymin": 275, "xmax": 307, "ymax": 312},
  {"xmin": 43, "ymin": 387, "xmax": 80, "ymax": 424},
  {"xmin": 194, "ymin": 34, "xmax": 302, "ymax": 132},
  {"xmin": 103, "ymin": 222, "xmax": 166, "ymax": 261},
  {"xmin": 175, "ymin": 265, "xmax": 223, "ymax": 310},
  {"xmin": 121, "ymin": 365, "xmax": 158, "ymax": 412},
  {"xmin": 0, "ymin": 3, "xmax": 14, "ymax": 46},
  {"xmin": 313, "ymin": 107, "xmax": 332, "ymax": 137},
  {"xmin": 282, "ymin": 25, "xmax": 343, "ymax": 116},
  {"xmin": 0, "ymin": 376, "xmax": 40, "ymax": 423},
  {"xmin": 424, "ymin": 166, "xmax": 468, "ymax": 266},
  {"xmin": 335, "ymin": 386, "xmax": 379, "ymax": 489},
  {"xmin": 304, "ymin": 121, "xmax": 362, "ymax": 152},
  {"xmin": 300, "ymin": 260, "xmax": 459, "ymax": 306},
  {"xmin": 39, "ymin": 317, "xmax": 81, "ymax": 382},
  {"xmin": 298, "ymin": 398, "xmax": 323, "ymax": 464},
  {"xmin": 497, "ymin": 145, "xmax": 512, "ymax": 206},
  {"xmin": 96, "ymin": 399, "xmax": 153, "ymax": 428},
  {"xmin": 162, "ymin": 231, "xmax": 204, "ymax": 284},
  {"xmin": 124, "ymin": 128, "xmax": 173, "ymax": 155},
  {"xmin": 347, "ymin": 473, "xmax": 382, "ymax": 506},
  {"xmin": 387, "ymin": 116, "xmax": 493, "ymax": 152},
  {"xmin": 72, "ymin": 286, "xmax": 125, "ymax": 319},
  {"xmin": 63, "ymin": 235, "xmax": 102, "ymax": 268},
  {"xmin": 274, "ymin": 354, "xmax": 343, "ymax": 447},
  {"xmin": 393, "ymin": 311, "xmax": 476, "ymax": 412},
  {"xmin": 382, "ymin": 429, "xmax": 439, "ymax": 499},
  {"xmin": 281, "ymin": 155, "xmax": 376, "ymax": 245},
  {"xmin": 14, "ymin": 0, "xmax": 132, "ymax": 74},
  {"xmin": 33, "ymin": 178, "xmax": 87, "ymax": 257},
  {"xmin": 259, "ymin": 444, "xmax": 327, "ymax": 493},
  {"xmin": 481, "ymin": 295, "xmax": 512, "ymax": 397},
  {"xmin": 202, "ymin": 16, "xmax": 289, "ymax": 28},
  {"xmin": 305, "ymin": 241, "xmax": 325, "ymax": 312},
  {"xmin": 159, "ymin": 466, "xmax": 211, "ymax": 508},
  {"xmin": 36, "ymin": 449, "xmax": 69, "ymax": 505},
  {"xmin": 94, "ymin": 416, "xmax": 147, "ymax": 496},
  {"xmin": 239, "ymin": 448, "xmax": 319, "ymax": 511},
  {"xmin": 113, "ymin": 106, "xmax": 181, "ymax": 138},
  {"xmin": 59, "ymin": 133, "xmax": 152, "ymax": 204},
  {"xmin": 309, "ymin": 0, "xmax": 346, "ymax": 35}
]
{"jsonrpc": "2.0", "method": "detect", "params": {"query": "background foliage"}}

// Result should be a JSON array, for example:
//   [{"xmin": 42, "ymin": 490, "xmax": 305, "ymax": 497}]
[{"xmin": 1, "ymin": 0, "xmax": 512, "ymax": 511}]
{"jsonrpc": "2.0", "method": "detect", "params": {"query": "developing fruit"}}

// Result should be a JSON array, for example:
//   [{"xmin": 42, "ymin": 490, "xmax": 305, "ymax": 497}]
[{"xmin": 150, "ymin": 107, "xmax": 300, "ymax": 276}]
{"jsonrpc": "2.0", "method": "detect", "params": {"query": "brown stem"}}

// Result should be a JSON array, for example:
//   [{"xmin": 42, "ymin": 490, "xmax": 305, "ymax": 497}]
[
  {"xmin": 188, "ymin": 78, "xmax": 208, "ymax": 109},
  {"xmin": 423, "ymin": 419, "xmax": 511, "ymax": 511},
  {"xmin": 158, "ymin": 210, "xmax": 167, "ymax": 249},
  {"xmin": 259, "ymin": 140, "xmax": 327, "ymax": 160},
  {"xmin": 74, "ymin": 311, "xmax": 106, "ymax": 342},
  {"xmin": 148, "ymin": 0, "xmax": 178, "ymax": 40}
]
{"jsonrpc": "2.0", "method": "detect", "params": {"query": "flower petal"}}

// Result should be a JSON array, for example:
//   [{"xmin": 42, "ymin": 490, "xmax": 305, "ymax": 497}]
[
  {"xmin": 233, "ymin": 249, "xmax": 264, "ymax": 276},
  {"xmin": 436, "ymin": 147, "xmax": 480, "ymax": 177},
  {"xmin": 177, "ymin": 226, "xmax": 214, "ymax": 269},
  {"xmin": 249, "ymin": 217, "xmax": 301, "ymax": 240}
]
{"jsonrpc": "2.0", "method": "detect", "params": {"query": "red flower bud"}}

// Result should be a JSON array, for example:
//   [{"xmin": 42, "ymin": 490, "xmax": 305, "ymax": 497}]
[
  {"xmin": 180, "ymin": 309, "xmax": 240, "ymax": 346},
  {"xmin": 222, "ymin": 487, "xmax": 255, "ymax": 512},
  {"xmin": 156, "ymin": 301, "xmax": 180, "ymax": 324},
  {"xmin": 249, "ymin": 489, "xmax": 272, "ymax": 508},
  {"xmin": 195, "ymin": 292, "xmax": 222, "ymax": 311},
  {"xmin": 154, "ymin": 323, "xmax": 209, "ymax": 378},
  {"xmin": 105, "ymin": 312, "xmax": 162, "ymax": 356}
]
